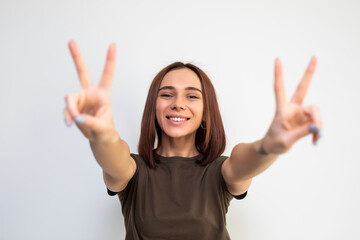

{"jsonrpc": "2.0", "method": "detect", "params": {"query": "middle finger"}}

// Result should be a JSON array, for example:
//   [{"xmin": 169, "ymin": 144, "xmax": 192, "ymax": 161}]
[
  {"xmin": 99, "ymin": 44, "xmax": 117, "ymax": 91},
  {"xmin": 290, "ymin": 56, "xmax": 317, "ymax": 105}
]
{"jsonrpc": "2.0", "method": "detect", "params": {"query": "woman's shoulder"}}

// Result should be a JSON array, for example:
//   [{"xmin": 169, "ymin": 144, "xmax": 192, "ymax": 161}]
[
  {"xmin": 201, "ymin": 155, "xmax": 229, "ymax": 175},
  {"xmin": 210, "ymin": 155, "xmax": 229, "ymax": 165},
  {"xmin": 130, "ymin": 153, "xmax": 158, "ymax": 171},
  {"xmin": 130, "ymin": 153, "xmax": 141, "ymax": 161},
  {"xmin": 130, "ymin": 153, "xmax": 147, "ymax": 167}
]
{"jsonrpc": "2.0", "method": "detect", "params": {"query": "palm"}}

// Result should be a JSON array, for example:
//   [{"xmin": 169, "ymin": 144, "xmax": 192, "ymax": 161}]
[
  {"xmin": 280, "ymin": 103, "xmax": 310, "ymax": 129},
  {"xmin": 264, "ymin": 57, "xmax": 322, "ymax": 154},
  {"xmin": 78, "ymin": 87, "xmax": 110, "ymax": 118},
  {"xmin": 64, "ymin": 41, "xmax": 117, "ymax": 142}
]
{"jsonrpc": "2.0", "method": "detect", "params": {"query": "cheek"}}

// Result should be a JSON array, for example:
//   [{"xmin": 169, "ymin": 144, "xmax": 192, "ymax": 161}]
[
  {"xmin": 155, "ymin": 100, "xmax": 166, "ymax": 121},
  {"xmin": 190, "ymin": 103, "xmax": 204, "ymax": 117},
  {"xmin": 198, "ymin": 104, "xmax": 204, "ymax": 122}
]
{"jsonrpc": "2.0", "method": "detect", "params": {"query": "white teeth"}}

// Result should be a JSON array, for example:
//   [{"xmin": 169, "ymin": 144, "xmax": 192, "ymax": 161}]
[{"xmin": 169, "ymin": 117, "xmax": 187, "ymax": 122}]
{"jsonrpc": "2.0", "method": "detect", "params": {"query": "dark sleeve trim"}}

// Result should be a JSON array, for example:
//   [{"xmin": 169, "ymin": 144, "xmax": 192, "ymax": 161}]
[
  {"xmin": 233, "ymin": 191, "xmax": 247, "ymax": 200},
  {"xmin": 107, "ymin": 188, "xmax": 119, "ymax": 196}
]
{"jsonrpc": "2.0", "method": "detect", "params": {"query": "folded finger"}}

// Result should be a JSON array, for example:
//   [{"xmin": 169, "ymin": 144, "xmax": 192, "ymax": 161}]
[
  {"xmin": 303, "ymin": 105, "xmax": 323, "ymax": 130},
  {"xmin": 287, "ymin": 105, "xmax": 323, "ymax": 145},
  {"xmin": 65, "ymin": 93, "xmax": 80, "ymax": 118},
  {"xmin": 63, "ymin": 108, "xmax": 72, "ymax": 127},
  {"xmin": 304, "ymin": 105, "xmax": 323, "ymax": 145}
]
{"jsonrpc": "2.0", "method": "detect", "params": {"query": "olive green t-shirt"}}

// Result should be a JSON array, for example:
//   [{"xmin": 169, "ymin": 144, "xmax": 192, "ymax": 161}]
[{"xmin": 108, "ymin": 153, "xmax": 247, "ymax": 240}]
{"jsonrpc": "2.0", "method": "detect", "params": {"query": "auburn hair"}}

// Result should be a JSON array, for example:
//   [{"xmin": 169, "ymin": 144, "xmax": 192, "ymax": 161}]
[{"xmin": 138, "ymin": 62, "xmax": 226, "ymax": 168}]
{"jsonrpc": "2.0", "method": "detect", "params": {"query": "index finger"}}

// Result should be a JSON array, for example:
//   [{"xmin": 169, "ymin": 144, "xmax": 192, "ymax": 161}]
[
  {"xmin": 98, "ymin": 43, "xmax": 117, "ymax": 90},
  {"xmin": 290, "ymin": 56, "xmax": 317, "ymax": 105},
  {"xmin": 274, "ymin": 58, "xmax": 287, "ymax": 111},
  {"xmin": 68, "ymin": 40, "xmax": 93, "ymax": 89}
]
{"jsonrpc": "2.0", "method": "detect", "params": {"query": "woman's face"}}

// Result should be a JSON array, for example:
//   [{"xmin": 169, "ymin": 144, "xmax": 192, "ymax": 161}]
[{"xmin": 156, "ymin": 68, "xmax": 204, "ymax": 140}]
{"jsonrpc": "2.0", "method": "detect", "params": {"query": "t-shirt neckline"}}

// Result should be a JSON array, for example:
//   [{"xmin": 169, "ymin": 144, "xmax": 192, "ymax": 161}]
[{"xmin": 153, "ymin": 151, "xmax": 204, "ymax": 162}]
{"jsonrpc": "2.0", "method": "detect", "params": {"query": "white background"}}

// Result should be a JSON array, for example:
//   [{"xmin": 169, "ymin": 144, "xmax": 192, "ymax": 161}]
[{"xmin": 1, "ymin": 0, "xmax": 359, "ymax": 239}]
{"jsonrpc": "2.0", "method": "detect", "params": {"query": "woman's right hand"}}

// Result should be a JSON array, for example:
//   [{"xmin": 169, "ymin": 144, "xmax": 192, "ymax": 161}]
[{"xmin": 64, "ymin": 40, "xmax": 118, "ymax": 143}]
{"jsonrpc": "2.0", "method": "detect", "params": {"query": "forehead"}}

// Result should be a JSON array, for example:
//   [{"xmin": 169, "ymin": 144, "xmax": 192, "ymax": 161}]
[{"xmin": 160, "ymin": 68, "xmax": 202, "ymax": 90}]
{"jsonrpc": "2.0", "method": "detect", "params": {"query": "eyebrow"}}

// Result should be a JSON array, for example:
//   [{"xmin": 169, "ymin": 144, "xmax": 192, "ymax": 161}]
[{"xmin": 158, "ymin": 86, "xmax": 202, "ymax": 93}]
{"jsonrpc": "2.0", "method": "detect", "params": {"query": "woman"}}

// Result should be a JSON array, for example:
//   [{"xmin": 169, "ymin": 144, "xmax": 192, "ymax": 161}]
[{"xmin": 64, "ymin": 40, "xmax": 322, "ymax": 239}]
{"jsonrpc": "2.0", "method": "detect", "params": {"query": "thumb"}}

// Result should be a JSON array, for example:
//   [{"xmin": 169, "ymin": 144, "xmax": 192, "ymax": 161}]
[
  {"xmin": 287, "ymin": 123, "xmax": 318, "ymax": 144},
  {"xmin": 74, "ymin": 114, "xmax": 102, "ymax": 132}
]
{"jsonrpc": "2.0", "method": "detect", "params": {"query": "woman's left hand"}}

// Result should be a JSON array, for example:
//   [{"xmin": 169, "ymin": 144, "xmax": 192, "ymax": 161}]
[{"xmin": 261, "ymin": 57, "xmax": 323, "ymax": 155}]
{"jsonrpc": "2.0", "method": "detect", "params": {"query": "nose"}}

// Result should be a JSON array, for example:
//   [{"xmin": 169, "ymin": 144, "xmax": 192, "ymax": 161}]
[{"xmin": 171, "ymin": 96, "xmax": 186, "ymax": 110}]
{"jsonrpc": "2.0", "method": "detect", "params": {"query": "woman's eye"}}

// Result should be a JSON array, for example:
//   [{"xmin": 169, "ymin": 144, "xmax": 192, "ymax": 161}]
[
  {"xmin": 188, "ymin": 95, "xmax": 199, "ymax": 99},
  {"xmin": 160, "ymin": 94, "xmax": 172, "ymax": 98}
]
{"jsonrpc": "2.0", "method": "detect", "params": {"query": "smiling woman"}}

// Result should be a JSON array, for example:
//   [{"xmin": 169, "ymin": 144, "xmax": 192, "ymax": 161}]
[
  {"xmin": 64, "ymin": 41, "xmax": 323, "ymax": 240},
  {"xmin": 156, "ymin": 69, "xmax": 204, "ymax": 148},
  {"xmin": 139, "ymin": 62, "xmax": 226, "ymax": 169}
]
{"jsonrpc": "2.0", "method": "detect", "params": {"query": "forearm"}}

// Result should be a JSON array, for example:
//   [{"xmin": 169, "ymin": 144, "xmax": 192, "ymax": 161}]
[
  {"xmin": 89, "ymin": 132, "xmax": 132, "ymax": 181},
  {"xmin": 228, "ymin": 139, "xmax": 280, "ymax": 182}
]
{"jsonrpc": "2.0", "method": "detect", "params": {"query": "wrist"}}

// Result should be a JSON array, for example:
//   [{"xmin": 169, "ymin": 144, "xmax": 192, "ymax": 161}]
[
  {"xmin": 258, "ymin": 140, "xmax": 269, "ymax": 155},
  {"xmin": 257, "ymin": 136, "xmax": 277, "ymax": 156},
  {"xmin": 90, "ymin": 130, "xmax": 120, "ymax": 144},
  {"xmin": 257, "ymin": 136, "xmax": 285, "ymax": 156}
]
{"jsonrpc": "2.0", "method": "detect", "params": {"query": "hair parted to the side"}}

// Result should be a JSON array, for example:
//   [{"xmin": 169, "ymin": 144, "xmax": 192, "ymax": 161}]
[{"xmin": 138, "ymin": 62, "xmax": 226, "ymax": 169}]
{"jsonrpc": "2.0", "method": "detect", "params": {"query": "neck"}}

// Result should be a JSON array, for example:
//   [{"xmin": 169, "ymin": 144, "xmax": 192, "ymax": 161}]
[{"xmin": 156, "ymin": 133, "xmax": 199, "ymax": 157}]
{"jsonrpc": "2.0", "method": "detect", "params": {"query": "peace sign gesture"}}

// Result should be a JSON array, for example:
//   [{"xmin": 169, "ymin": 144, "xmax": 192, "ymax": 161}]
[
  {"xmin": 261, "ymin": 57, "xmax": 323, "ymax": 154},
  {"xmin": 64, "ymin": 40, "xmax": 118, "ymax": 142}
]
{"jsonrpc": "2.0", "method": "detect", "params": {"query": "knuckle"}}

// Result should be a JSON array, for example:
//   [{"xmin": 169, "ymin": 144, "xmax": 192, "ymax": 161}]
[
  {"xmin": 311, "ymin": 104, "xmax": 319, "ymax": 111},
  {"xmin": 64, "ymin": 94, "xmax": 70, "ymax": 102},
  {"xmin": 65, "ymin": 93, "xmax": 76, "ymax": 102},
  {"xmin": 310, "ymin": 104, "xmax": 320, "ymax": 112}
]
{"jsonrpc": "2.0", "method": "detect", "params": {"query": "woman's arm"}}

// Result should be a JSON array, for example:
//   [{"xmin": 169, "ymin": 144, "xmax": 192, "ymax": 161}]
[
  {"xmin": 222, "ymin": 140, "xmax": 278, "ymax": 195},
  {"xmin": 222, "ymin": 57, "xmax": 323, "ymax": 195},
  {"xmin": 90, "ymin": 132, "xmax": 136, "ymax": 192},
  {"xmin": 64, "ymin": 41, "xmax": 135, "ymax": 192},
  {"xmin": 230, "ymin": 140, "xmax": 281, "ymax": 182}
]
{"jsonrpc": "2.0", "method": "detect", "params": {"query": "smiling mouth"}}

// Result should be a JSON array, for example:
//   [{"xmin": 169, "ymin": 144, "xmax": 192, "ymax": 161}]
[{"xmin": 166, "ymin": 116, "xmax": 190, "ymax": 122}]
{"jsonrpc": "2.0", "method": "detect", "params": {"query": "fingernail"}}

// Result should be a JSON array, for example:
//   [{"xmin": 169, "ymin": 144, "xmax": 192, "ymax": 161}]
[
  {"xmin": 65, "ymin": 120, "xmax": 71, "ymax": 127},
  {"xmin": 314, "ymin": 140, "xmax": 318, "ymax": 146},
  {"xmin": 318, "ymin": 130, "xmax": 323, "ymax": 138},
  {"xmin": 75, "ymin": 116, "xmax": 85, "ymax": 124},
  {"xmin": 309, "ymin": 125, "xmax": 318, "ymax": 133}
]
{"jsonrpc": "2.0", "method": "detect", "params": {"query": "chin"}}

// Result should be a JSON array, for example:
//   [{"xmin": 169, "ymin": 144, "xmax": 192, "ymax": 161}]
[{"xmin": 162, "ymin": 129, "xmax": 197, "ymax": 140}]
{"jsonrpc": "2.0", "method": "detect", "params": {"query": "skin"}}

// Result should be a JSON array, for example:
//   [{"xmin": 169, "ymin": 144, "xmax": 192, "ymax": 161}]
[
  {"xmin": 64, "ymin": 41, "xmax": 135, "ymax": 192},
  {"xmin": 223, "ymin": 57, "xmax": 323, "ymax": 195},
  {"xmin": 64, "ymin": 41, "xmax": 323, "ymax": 195},
  {"xmin": 155, "ymin": 68, "xmax": 204, "ymax": 157}
]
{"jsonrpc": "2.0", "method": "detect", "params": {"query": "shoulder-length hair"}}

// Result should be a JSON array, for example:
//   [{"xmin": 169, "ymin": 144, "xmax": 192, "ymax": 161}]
[{"xmin": 138, "ymin": 62, "xmax": 226, "ymax": 168}]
